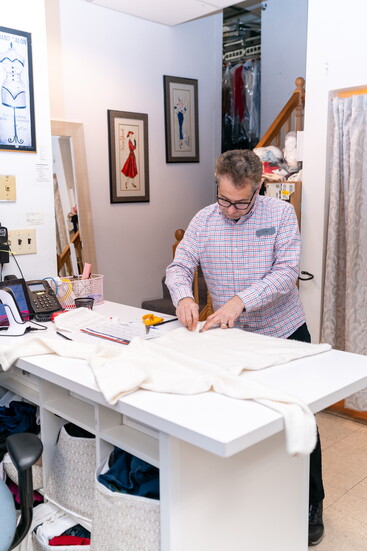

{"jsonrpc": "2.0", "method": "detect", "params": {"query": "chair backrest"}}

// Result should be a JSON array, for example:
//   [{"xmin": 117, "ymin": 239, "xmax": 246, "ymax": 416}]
[
  {"xmin": 1, "ymin": 433, "xmax": 44, "ymax": 551},
  {"xmin": 172, "ymin": 229, "xmax": 214, "ymax": 320}
]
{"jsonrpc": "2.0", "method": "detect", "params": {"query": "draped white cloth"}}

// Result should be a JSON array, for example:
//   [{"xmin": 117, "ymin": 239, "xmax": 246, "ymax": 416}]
[{"xmin": 0, "ymin": 329, "xmax": 331, "ymax": 455}]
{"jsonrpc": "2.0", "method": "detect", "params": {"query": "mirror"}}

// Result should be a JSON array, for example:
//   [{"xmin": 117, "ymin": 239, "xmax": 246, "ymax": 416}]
[{"xmin": 51, "ymin": 120, "xmax": 97, "ymax": 275}]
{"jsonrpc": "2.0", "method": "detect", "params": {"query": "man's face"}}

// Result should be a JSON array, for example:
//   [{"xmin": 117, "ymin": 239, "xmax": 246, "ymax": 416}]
[{"xmin": 217, "ymin": 175, "xmax": 258, "ymax": 220}]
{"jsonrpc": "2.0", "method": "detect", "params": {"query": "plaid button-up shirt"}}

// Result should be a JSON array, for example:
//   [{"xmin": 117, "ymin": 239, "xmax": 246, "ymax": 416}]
[{"xmin": 166, "ymin": 195, "xmax": 306, "ymax": 338}]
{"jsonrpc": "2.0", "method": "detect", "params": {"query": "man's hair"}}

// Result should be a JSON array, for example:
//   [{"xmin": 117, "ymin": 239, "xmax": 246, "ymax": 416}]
[{"xmin": 215, "ymin": 149, "xmax": 263, "ymax": 191}]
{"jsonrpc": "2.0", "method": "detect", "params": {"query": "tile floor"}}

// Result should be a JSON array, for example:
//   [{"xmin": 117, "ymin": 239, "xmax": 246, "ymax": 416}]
[{"xmin": 315, "ymin": 411, "xmax": 367, "ymax": 550}]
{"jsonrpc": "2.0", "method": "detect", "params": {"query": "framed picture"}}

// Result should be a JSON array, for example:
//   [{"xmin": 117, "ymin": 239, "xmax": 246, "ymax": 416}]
[
  {"xmin": 163, "ymin": 75, "xmax": 199, "ymax": 163},
  {"xmin": 108, "ymin": 110, "xmax": 149, "ymax": 203},
  {"xmin": 0, "ymin": 26, "xmax": 36, "ymax": 152}
]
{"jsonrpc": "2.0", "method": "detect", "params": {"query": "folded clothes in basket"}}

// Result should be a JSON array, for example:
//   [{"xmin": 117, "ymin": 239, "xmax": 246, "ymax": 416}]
[{"xmin": 98, "ymin": 448, "xmax": 159, "ymax": 500}]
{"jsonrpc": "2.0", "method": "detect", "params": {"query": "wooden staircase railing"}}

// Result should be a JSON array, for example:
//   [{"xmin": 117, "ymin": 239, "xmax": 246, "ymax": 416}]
[
  {"xmin": 57, "ymin": 229, "xmax": 83, "ymax": 275},
  {"xmin": 173, "ymin": 229, "xmax": 214, "ymax": 321},
  {"xmin": 256, "ymin": 77, "xmax": 305, "ymax": 148}
]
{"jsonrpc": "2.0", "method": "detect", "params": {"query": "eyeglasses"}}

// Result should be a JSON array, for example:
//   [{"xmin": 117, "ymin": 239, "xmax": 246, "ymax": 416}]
[{"xmin": 216, "ymin": 188, "xmax": 257, "ymax": 210}]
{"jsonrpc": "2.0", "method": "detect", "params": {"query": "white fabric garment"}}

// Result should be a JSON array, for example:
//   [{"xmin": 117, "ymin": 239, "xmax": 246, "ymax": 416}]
[
  {"xmin": 0, "ymin": 328, "xmax": 331, "ymax": 455},
  {"xmin": 34, "ymin": 507, "xmax": 82, "ymax": 545},
  {"xmin": 12, "ymin": 501, "xmax": 85, "ymax": 551}
]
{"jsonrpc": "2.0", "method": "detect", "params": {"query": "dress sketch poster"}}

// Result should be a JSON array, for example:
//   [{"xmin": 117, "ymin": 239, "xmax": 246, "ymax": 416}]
[
  {"xmin": 164, "ymin": 76, "xmax": 199, "ymax": 163},
  {"xmin": 0, "ymin": 26, "xmax": 36, "ymax": 152},
  {"xmin": 108, "ymin": 110, "xmax": 149, "ymax": 203}
]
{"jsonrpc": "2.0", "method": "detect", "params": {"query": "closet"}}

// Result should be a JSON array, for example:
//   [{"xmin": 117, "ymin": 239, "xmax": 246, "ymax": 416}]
[{"xmin": 222, "ymin": 2, "xmax": 261, "ymax": 152}]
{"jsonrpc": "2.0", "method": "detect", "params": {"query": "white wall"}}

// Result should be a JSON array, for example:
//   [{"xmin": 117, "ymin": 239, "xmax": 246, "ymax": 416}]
[
  {"xmin": 46, "ymin": 0, "xmax": 222, "ymax": 307},
  {"xmin": 1, "ymin": 0, "xmax": 55, "ymax": 280},
  {"xmin": 300, "ymin": 0, "xmax": 367, "ymax": 341},
  {"xmin": 260, "ymin": 0, "xmax": 308, "ymax": 134}
]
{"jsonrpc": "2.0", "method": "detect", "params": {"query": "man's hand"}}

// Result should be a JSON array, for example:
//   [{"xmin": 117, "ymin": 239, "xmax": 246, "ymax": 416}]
[
  {"xmin": 201, "ymin": 296, "xmax": 244, "ymax": 332},
  {"xmin": 176, "ymin": 297, "xmax": 199, "ymax": 331}
]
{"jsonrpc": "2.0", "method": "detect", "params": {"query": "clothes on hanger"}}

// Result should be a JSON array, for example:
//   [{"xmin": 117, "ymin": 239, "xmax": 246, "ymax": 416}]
[{"xmin": 222, "ymin": 58, "xmax": 261, "ymax": 152}]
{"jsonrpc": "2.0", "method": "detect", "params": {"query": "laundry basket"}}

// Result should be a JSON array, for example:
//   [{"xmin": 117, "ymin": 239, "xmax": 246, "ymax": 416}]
[
  {"xmin": 53, "ymin": 274, "xmax": 104, "ymax": 309},
  {"xmin": 30, "ymin": 502, "xmax": 91, "ymax": 551},
  {"xmin": 32, "ymin": 509, "xmax": 91, "ymax": 551},
  {"xmin": 45, "ymin": 424, "xmax": 96, "ymax": 521},
  {"xmin": 3, "ymin": 453, "xmax": 43, "ymax": 490},
  {"xmin": 91, "ymin": 457, "xmax": 160, "ymax": 551}
]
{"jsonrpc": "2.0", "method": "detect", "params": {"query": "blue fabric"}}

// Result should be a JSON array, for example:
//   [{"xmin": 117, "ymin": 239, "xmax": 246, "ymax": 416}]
[
  {"xmin": 0, "ymin": 401, "xmax": 38, "ymax": 437},
  {"xmin": 98, "ymin": 448, "xmax": 159, "ymax": 500},
  {"xmin": 61, "ymin": 524, "xmax": 91, "ymax": 539},
  {"xmin": 0, "ymin": 401, "xmax": 38, "ymax": 462}
]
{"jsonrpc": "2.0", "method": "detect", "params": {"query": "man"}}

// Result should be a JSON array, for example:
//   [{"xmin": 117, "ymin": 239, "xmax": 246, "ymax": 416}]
[{"xmin": 166, "ymin": 149, "xmax": 325, "ymax": 546}]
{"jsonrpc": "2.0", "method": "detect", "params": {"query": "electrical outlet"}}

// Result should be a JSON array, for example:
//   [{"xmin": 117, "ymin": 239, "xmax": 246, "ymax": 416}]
[
  {"xmin": 0, "ymin": 175, "xmax": 16, "ymax": 201},
  {"xmin": 8, "ymin": 229, "xmax": 37, "ymax": 255}
]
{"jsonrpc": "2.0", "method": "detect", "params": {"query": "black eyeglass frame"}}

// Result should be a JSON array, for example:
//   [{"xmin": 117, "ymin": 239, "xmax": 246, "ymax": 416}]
[{"xmin": 216, "ymin": 188, "xmax": 257, "ymax": 210}]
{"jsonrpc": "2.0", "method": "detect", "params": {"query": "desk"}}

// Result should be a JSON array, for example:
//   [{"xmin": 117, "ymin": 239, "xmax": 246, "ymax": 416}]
[{"xmin": 0, "ymin": 301, "xmax": 366, "ymax": 551}]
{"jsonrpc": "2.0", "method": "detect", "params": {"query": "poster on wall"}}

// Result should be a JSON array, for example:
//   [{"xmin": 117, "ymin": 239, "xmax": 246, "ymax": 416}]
[
  {"xmin": 0, "ymin": 26, "xmax": 36, "ymax": 152},
  {"xmin": 108, "ymin": 110, "xmax": 149, "ymax": 203},
  {"xmin": 163, "ymin": 75, "xmax": 199, "ymax": 163}
]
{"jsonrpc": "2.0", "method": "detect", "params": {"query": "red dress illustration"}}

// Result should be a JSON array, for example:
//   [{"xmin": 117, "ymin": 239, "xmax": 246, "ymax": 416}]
[{"xmin": 121, "ymin": 137, "xmax": 138, "ymax": 178}]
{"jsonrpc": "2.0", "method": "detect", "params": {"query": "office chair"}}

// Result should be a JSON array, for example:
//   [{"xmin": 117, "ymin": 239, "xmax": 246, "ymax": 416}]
[{"xmin": 0, "ymin": 433, "xmax": 43, "ymax": 551}]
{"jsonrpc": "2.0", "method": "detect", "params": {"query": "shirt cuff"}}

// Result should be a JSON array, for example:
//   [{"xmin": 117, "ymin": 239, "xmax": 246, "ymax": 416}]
[
  {"xmin": 236, "ymin": 290, "xmax": 260, "ymax": 312},
  {"xmin": 171, "ymin": 287, "xmax": 194, "ymax": 308}
]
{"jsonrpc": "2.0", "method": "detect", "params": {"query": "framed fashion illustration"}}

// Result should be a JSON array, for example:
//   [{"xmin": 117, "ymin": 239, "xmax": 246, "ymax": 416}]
[
  {"xmin": 0, "ymin": 26, "xmax": 36, "ymax": 152},
  {"xmin": 163, "ymin": 75, "xmax": 199, "ymax": 163},
  {"xmin": 108, "ymin": 110, "xmax": 150, "ymax": 203}
]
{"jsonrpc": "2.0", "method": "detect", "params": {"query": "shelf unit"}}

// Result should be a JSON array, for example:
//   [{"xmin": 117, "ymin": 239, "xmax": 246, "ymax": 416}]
[{"xmin": 0, "ymin": 365, "xmax": 160, "ymax": 487}]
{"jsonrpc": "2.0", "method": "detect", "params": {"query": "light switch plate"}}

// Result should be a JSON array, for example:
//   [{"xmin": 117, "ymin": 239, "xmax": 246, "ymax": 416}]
[{"xmin": 8, "ymin": 229, "xmax": 37, "ymax": 255}]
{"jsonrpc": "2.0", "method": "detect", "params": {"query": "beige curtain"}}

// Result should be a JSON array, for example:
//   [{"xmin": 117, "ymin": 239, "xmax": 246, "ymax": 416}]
[{"xmin": 321, "ymin": 94, "xmax": 367, "ymax": 410}]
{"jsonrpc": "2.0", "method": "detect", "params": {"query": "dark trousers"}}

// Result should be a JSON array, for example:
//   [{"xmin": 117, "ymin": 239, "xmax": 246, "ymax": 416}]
[{"xmin": 288, "ymin": 323, "xmax": 325, "ymax": 505}]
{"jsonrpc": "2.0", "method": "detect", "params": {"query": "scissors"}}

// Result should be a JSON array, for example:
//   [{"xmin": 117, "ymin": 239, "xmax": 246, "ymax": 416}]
[{"xmin": 142, "ymin": 313, "xmax": 164, "ymax": 326}]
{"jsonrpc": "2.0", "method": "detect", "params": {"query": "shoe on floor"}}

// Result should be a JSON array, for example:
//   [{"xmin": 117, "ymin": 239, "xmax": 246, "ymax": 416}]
[{"xmin": 309, "ymin": 501, "xmax": 324, "ymax": 546}]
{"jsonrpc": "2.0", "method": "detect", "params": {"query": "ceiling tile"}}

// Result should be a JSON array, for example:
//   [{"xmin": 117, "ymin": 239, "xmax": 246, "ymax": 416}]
[{"xmin": 85, "ymin": 0, "xmax": 240, "ymax": 26}]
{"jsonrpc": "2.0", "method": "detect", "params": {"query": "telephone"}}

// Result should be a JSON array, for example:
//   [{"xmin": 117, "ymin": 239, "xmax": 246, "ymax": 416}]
[
  {"xmin": 25, "ymin": 280, "xmax": 63, "ymax": 321},
  {"xmin": 0, "ymin": 278, "xmax": 62, "ymax": 326}
]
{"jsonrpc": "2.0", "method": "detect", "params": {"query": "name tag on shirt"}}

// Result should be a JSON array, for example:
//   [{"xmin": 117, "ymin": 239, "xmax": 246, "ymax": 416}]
[{"xmin": 256, "ymin": 227, "xmax": 276, "ymax": 237}]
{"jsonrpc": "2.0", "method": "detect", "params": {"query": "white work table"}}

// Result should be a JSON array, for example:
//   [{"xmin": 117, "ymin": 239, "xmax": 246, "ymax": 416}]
[{"xmin": 0, "ymin": 301, "xmax": 366, "ymax": 551}]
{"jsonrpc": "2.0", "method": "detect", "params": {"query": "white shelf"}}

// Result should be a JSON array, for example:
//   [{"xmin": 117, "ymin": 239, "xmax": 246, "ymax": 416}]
[
  {"xmin": 0, "ymin": 373, "xmax": 40, "ymax": 405},
  {"xmin": 100, "ymin": 424, "xmax": 159, "ymax": 468},
  {"xmin": 43, "ymin": 396, "xmax": 95, "ymax": 433}
]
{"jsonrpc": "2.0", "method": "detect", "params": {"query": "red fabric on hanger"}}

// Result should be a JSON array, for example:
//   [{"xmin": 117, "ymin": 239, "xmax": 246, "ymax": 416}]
[{"xmin": 233, "ymin": 64, "xmax": 245, "ymax": 121}]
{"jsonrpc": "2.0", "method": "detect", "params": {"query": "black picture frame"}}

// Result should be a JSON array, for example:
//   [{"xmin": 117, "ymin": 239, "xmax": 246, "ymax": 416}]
[
  {"xmin": 163, "ymin": 75, "xmax": 199, "ymax": 163},
  {"xmin": 108, "ymin": 110, "xmax": 149, "ymax": 203},
  {"xmin": 0, "ymin": 26, "xmax": 36, "ymax": 152}
]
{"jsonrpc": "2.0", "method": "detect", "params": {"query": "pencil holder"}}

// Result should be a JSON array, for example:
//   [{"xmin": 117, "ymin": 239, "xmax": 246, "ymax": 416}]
[{"xmin": 52, "ymin": 274, "xmax": 104, "ymax": 309}]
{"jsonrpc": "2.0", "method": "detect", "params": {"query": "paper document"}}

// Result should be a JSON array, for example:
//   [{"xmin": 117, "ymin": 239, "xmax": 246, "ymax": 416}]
[{"xmin": 54, "ymin": 307, "xmax": 162, "ymax": 344}]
